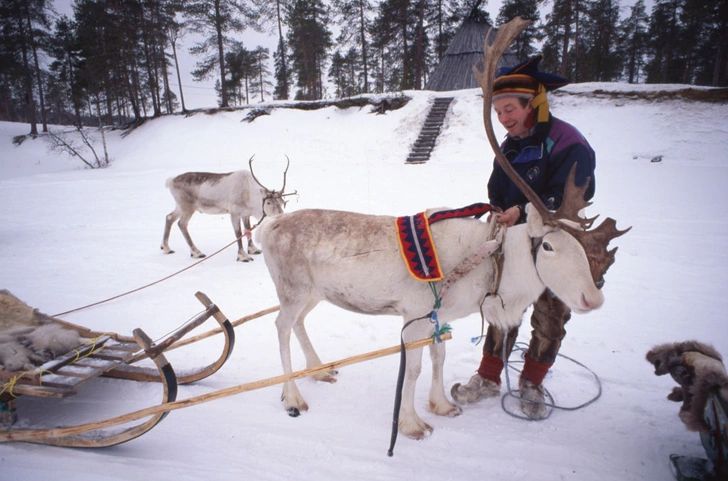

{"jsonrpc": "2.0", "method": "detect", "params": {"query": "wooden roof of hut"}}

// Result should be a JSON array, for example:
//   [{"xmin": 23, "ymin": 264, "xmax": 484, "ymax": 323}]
[{"xmin": 425, "ymin": 7, "xmax": 519, "ymax": 92}]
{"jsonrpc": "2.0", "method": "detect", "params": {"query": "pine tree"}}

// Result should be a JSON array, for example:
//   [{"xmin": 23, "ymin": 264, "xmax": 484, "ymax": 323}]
[
  {"xmin": 706, "ymin": 0, "xmax": 728, "ymax": 86},
  {"xmin": 273, "ymin": 41, "xmax": 293, "ymax": 99},
  {"xmin": 681, "ymin": 0, "xmax": 726, "ymax": 86},
  {"xmin": 250, "ymin": 46, "xmax": 272, "ymax": 101},
  {"xmin": 0, "ymin": 1, "xmax": 26, "ymax": 123},
  {"xmin": 426, "ymin": 0, "xmax": 460, "ymax": 63},
  {"xmin": 185, "ymin": 0, "xmax": 256, "ymax": 107},
  {"xmin": 645, "ymin": 0, "xmax": 683, "ymax": 84},
  {"xmin": 286, "ymin": 0, "xmax": 332, "ymax": 100},
  {"xmin": 618, "ymin": 0, "xmax": 649, "ymax": 83},
  {"xmin": 167, "ymin": 17, "xmax": 188, "ymax": 112},
  {"xmin": 47, "ymin": 15, "xmax": 84, "ymax": 125},
  {"xmin": 332, "ymin": 0, "xmax": 373, "ymax": 94},
  {"xmin": 370, "ymin": 0, "xmax": 415, "ymax": 91},
  {"xmin": 580, "ymin": 0, "xmax": 621, "ymax": 81},
  {"xmin": 0, "ymin": 0, "xmax": 53, "ymax": 134},
  {"xmin": 542, "ymin": 0, "xmax": 587, "ymax": 80},
  {"xmin": 496, "ymin": 0, "xmax": 544, "ymax": 60},
  {"xmin": 329, "ymin": 46, "xmax": 361, "ymax": 97},
  {"xmin": 254, "ymin": 0, "xmax": 291, "ymax": 99},
  {"xmin": 225, "ymin": 41, "xmax": 256, "ymax": 104}
]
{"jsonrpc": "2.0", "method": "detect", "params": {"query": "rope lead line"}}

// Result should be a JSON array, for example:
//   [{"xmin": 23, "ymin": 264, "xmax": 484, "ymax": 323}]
[
  {"xmin": 52, "ymin": 234, "xmax": 244, "ymax": 317},
  {"xmin": 387, "ymin": 313, "xmax": 451, "ymax": 457}
]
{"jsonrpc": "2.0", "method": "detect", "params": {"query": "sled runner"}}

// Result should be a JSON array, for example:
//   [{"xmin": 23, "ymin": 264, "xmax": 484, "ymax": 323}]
[
  {"xmin": 670, "ymin": 389, "xmax": 728, "ymax": 481},
  {"xmin": 0, "ymin": 291, "xmax": 238, "ymax": 447}
]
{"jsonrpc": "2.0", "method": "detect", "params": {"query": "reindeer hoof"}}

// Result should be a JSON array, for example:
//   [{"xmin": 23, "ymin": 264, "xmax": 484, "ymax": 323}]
[
  {"xmin": 287, "ymin": 407, "xmax": 300, "ymax": 417},
  {"xmin": 191, "ymin": 253, "xmax": 206, "ymax": 259},
  {"xmin": 314, "ymin": 371, "xmax": 338, "ymax": 383},
  {"xmin": 237, "ymin": 257, "xmax": 253, "ymax": 262}
]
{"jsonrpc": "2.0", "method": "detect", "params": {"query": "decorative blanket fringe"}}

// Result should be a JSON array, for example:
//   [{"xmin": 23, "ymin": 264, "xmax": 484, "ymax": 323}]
[{"xmin": 395, "ymin": 203, "xmax": 495, "ymax": 282}]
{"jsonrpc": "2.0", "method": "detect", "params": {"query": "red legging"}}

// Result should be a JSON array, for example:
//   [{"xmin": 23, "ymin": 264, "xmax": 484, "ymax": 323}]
[{"xmin": 477, "ymin": 290, "xmax": 571, "ymax": 385}]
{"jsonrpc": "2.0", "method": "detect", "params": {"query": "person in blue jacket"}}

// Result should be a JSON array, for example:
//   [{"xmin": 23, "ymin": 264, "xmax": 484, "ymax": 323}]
[{"xmin": 451, "ymin": 55, "xmax": 596, "ymax": 419}]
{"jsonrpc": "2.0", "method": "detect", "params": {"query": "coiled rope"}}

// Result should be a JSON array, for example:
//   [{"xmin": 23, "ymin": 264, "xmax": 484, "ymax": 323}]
[{"xmin": 499, "ymin": 337, "xmax": 603, "ymax": 420}]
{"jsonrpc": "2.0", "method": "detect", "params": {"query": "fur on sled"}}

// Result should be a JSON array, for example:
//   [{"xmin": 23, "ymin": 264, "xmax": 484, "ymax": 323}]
[
  {"xmin": 646, "ymin": 340, "xmax": 728, "ymax": 432},
  {"xmin": 0, "ymin": 289, "xmax": 81, "ymax": 372}
]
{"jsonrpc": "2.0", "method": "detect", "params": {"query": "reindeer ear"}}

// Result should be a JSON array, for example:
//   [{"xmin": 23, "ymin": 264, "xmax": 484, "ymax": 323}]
[{"xmin": 526, "ymin": 203, "xmax": 554, "ymax": 238}]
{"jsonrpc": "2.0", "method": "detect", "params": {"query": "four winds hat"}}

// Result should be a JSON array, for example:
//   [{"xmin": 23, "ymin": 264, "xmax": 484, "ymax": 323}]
[{"xmin": 492, "ymin": 55, "xmax": 570, "ymax": 123}]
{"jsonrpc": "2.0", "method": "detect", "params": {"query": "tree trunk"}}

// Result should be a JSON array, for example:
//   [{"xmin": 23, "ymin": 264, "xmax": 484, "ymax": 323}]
[
  {"xmin": 558, "ymin": 0, "xmax": 573, "ymax": 78},
  {"xmin": 17, "ymin": 6, "xmax": 38, "ymax": 135},
  {"xmin": 26, "ymin": 10, "xmax": 48, "ymax": 132},
  {"xmin": 214, "ymin": 0, "xmax": 228, "ymax": 107},
  {"xmin": 170, "ymin": 35, "xmax": 187, "ymax": 112},
  {"xmin": 276, "ymin": 0, "xmax": 289, "ymax": 100},
  {"xmin": 258, "ymin": 52, "xmax": 265, "ymax": 102},
  {"xmin": 358, "ymin": 0, "xmax": 369, "ymax": 93},
  {"xmin": 415, "ymin": 0, "xmax": 425, "ymax": 90}
]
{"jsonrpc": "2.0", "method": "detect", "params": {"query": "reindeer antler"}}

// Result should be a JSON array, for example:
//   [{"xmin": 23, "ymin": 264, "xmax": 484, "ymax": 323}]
[
  {"xmin": 281, "ymin": 155, "xmax": 290, "ymax": 193},
  {"xmin": 473, "ymin": 17, "xmax": 630, "ymax": 286},
  {"xmin": 553, "ymin": 163, "xmax": 598, "ymax": 231},
  {"xmin": 249, "ymin": 154, "xmax": 297, "ymax": 197},
  {"xmin": 248, "ymin": 155, "xmax": 270, "ymax": 191}
]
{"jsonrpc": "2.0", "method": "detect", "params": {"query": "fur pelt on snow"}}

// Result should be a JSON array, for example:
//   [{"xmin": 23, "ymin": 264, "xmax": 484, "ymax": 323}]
[
  {"xmin": 646, "ymin": 340, "xmax": 728, "ymax": 432},
  {"xmin": 0, "ymin": 289, "xmax": 81, "ymax": 372}
]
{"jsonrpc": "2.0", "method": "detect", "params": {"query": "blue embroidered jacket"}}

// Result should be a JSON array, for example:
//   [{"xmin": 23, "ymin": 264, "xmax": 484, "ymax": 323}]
[{"xmin": 487, "ymin": 114, "xmax": 596, "ymax": 219}]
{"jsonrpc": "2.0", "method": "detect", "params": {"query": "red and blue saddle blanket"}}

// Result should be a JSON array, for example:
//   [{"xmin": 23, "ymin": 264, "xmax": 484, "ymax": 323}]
[{"xmin": 395, "ymin": 203, "xmax": 495, "ymax": 282}]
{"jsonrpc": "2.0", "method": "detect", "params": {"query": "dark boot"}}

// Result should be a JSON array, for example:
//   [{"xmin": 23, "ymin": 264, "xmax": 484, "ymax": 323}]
[
  {"xmin": 451, "ymin": 325, "xmax": 519, "ymax": 404},
  {"xmin": 519, "ymin": 290, "xmax": 571, "ymax": 419}
]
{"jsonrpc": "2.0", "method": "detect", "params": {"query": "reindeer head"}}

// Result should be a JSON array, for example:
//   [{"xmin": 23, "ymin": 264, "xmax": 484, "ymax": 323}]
[
  {"xmin": 472, "ymin": 17, "xmax": 630, "ymax": 289},
  {"xmin": 249, "ymin": 155, "xmax": 298, "ymax": 217}
]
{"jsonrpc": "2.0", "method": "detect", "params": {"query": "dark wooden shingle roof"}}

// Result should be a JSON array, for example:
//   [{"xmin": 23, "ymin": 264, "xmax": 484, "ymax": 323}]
[{"xmin": 426, "ymin": 11, "xmax": 519, "ymax": 92}]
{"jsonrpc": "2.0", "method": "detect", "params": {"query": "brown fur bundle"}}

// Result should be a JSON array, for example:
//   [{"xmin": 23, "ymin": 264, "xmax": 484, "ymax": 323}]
[
  {"xmin": 0, "ymin": 290, "xmax": 81, "ymax": 372},
  {"xmin": 646, "ymin": 340, "xmax": 728, "ymax": 432}
]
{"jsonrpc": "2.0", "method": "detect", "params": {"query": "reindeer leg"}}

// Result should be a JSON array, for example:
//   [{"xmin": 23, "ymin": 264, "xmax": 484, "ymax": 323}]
[
  {"xmin": 244, "ymin": 216, "xmax": 262, "ymax": 255},
  {"xmin": 398, "ymin": 344, "xmax": 433, "ymax": 440},
  {"xmin": 161, "ymin": 208, "xmax": 180, "ymax": 254},
  {"xmin": 292, "ymin": 303, "xmax": 336, "ymax": 383},
  {"xmin": 177, "ymin": 213, "xmax": 205, "ymax": 258},
  {"xmin": 276, "ymin": 303, "xmax": 309, "ymax": 417},
  {"xmin": 232, "ymin": 214, "xmax": 252, "ymax": 262},
  {"xmin": 428, "ymin": 340, "xmax": 461, "ymax": 418},
  {"xmin": 395, "ymin": 318, "xmax": 437, "ymax": 439}
]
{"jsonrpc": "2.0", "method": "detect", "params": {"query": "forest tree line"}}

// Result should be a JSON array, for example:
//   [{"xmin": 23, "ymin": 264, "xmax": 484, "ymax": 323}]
[{"xmin": 1, "ymin": 0, "xmax": 726, "ymax": 133}]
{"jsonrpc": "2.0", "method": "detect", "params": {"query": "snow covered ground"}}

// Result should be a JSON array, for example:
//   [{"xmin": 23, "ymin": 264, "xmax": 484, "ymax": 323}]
[{"xmin": 1, "ymin": 84, "xmax": 727, "ymax": 481}]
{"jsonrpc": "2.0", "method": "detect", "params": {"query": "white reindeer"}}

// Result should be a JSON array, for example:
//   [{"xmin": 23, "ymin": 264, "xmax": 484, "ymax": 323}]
[
  {"xmin": 257, "ymin": 198, "xmax": 623, "ymax": 439},
  {"xmin": 256, "ymin": 18, "xmax": 629, "ymax": 440},
  {"xmin": 161, "ymin": 157, "xmax": 293, "ymax": 262}
]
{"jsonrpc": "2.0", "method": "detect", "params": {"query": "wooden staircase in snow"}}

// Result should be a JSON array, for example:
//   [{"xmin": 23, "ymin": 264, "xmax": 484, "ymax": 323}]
[{"xmin": 406, "ymin": 97, "xmax": 454, "ymax": 164}]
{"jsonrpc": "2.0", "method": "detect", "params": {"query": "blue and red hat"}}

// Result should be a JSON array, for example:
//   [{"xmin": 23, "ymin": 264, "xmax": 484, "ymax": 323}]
[{"xmin": 493, "ymin": 55, "xmax": 570, "ymax": 123}]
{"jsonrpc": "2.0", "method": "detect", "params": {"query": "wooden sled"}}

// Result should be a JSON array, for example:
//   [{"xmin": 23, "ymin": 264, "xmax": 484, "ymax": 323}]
[{"xmin": 0, "ymin": 291, "xmax": 243, "ymax": 447}]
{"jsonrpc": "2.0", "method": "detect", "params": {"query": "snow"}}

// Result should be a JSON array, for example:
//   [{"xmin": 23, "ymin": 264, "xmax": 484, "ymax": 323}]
[{"xmin": 1, "ymin": 84, "xmax": 727, "ymax": 481}]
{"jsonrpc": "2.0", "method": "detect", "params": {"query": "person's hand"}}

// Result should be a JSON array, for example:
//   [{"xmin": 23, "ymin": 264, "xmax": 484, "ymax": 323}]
[{"xmin": 497, "ymin": 206, "xmax": 521, "ymax": 226}]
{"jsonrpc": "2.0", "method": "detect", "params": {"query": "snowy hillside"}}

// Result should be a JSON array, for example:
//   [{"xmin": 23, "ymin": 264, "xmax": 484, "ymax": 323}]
[{"xmin": 1, "ymin": 84, "xmax": 727, "ymax": 481}]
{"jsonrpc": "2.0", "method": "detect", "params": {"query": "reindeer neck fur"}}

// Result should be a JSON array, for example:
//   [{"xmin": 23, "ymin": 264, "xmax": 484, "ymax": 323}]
[{"xmin": 481, "ymin": 223, "xmax": 546, "ymax": 331}]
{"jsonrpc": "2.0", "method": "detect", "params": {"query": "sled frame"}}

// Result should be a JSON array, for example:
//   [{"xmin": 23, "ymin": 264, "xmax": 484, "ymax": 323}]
[{"xmin": 0, "ymin": 291, "xmax": 237, "ymax": 447}]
